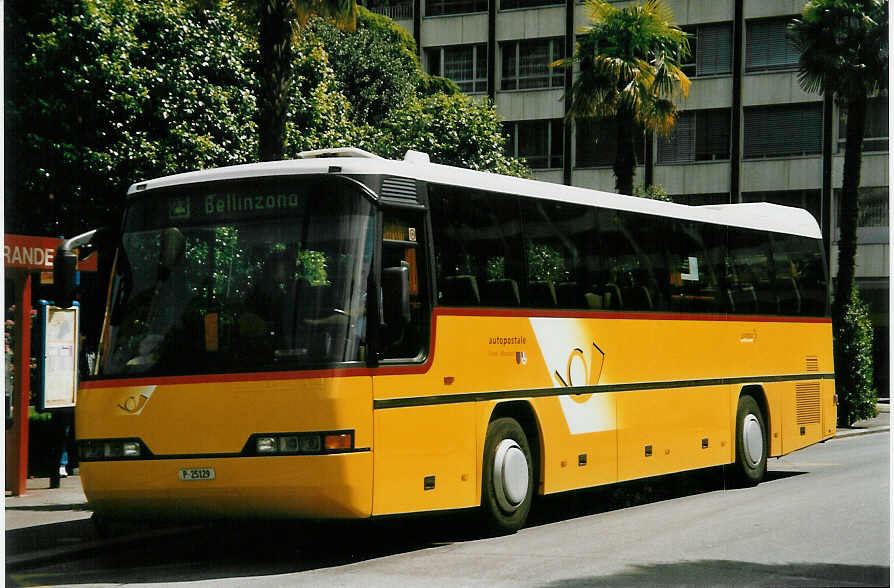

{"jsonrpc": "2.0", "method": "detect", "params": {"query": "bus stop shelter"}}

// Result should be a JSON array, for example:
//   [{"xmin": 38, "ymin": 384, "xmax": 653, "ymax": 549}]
[{"xmin": 5, "ymin": 234, "xmax": 97, "ymax": 496}]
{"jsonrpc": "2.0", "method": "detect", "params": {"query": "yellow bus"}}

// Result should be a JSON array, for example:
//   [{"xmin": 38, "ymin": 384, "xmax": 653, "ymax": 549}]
[{"xmin": 59, "ymin": 148, "xmax": 835, "ymax": 534}]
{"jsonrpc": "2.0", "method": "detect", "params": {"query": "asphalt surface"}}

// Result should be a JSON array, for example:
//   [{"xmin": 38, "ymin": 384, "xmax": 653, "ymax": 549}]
[{"xmin": 5, "ymin": 403, "xmax": 889, "ymax": 582}]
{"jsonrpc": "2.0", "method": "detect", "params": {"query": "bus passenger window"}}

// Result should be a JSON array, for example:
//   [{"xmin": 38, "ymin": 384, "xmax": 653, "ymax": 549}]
[{"xmin": 429, "ymin": 185, "xmax": 524, "ymax": 308}]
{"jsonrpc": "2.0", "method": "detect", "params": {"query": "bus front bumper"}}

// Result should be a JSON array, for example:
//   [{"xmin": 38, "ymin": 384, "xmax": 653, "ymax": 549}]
[{"xmin": 80, "ymin": 452, "xmax": 373, "ymax": 521}]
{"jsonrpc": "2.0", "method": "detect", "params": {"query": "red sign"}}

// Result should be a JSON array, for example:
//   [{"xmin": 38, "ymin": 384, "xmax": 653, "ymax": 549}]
[{"xmin": 4, "ymin": 234, "xmax": 98, "ymax": 272}]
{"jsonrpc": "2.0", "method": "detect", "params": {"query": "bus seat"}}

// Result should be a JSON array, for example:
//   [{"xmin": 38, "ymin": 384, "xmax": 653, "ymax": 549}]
[
  {"xmin": 604, "ymin": 283, "xmax": 623, "ymax": 310},
  {"xmin": 776, "ymin": 276, "xmax": 802, "ymax": 315},
  {"xmin": 440, "ymin": 275, "xmax": 480, "ymax": 306},
  {"xmin": 556, "ymin": 282, "xmax": 579, "ymax": 307},
  {"xmin": 529, "ymin": 281, "xmax": 557, "ymax": 307},
  {"xmin": 731, "ymin": 285, "xmax": 758, "ymax": 314},
  {"xmin": 622, "ymin": 285, "xmax": 653, "ymax": 310},
  {"xmin": 584, "ymin": 292, "xmax": 604, "ymax": 309},
  {"xmin": 484, "ymin": 279, "xmax": 520, "ymax": 307}
]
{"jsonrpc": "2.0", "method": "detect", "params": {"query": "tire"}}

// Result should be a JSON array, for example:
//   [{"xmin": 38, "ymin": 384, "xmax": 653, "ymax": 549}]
[
  {"xmin": 733, "ymin": 395, "xmax": 767, "ymax": 487},
  {"xmin": 481, "ymin": 417, "xmax": 534, "ymax": 534}
]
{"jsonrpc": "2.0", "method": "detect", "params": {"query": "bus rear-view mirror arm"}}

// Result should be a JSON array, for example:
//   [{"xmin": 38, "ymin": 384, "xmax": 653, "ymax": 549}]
[{"xmin": 54, "ymin": 227, "xmax": 109, "ymax": 308}]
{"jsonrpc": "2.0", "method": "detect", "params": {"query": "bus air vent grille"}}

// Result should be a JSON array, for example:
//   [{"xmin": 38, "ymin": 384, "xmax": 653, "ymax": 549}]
[
  {"xmin": 380, "ymin": 176, "xmax": 419, "ymax": 203},
  {"xmin": 805, "ymin": 356, "xmax": 819, "ymax": 372},
  {"xmin": 795, "ymin": 382, "xmax": 821, "ymax": 425}
]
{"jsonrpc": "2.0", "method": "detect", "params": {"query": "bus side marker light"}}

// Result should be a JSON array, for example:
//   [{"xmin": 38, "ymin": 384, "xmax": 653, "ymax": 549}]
[
  {"xmin": 324, "ymin": 433, "xmax": 352, "ymax": 450},
  {"xmin": 122, "ymin": 442, "xmax": 141, "ymax": 457},
  {"xmin": 644, "ymin": 445, "xmax": 652, "ymax": 457},
  {"xmin": 444, "ymin": 377, "xmax": 455, "ymax": 385},
  {"xmin": 256, "ymin": 437, "xmax": 277, "ymax": 454}
]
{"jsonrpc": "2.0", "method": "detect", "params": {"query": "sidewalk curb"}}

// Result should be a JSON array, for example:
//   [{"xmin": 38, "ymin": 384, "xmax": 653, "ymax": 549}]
[{"xmin": 834, "ymin": 425, "xmax": 890, "ymax": 439}]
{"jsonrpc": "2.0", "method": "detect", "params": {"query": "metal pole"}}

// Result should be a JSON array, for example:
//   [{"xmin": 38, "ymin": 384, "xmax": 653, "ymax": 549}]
[{"xmin": 8, "ymin": 273, "xmax": 32, "ymax": 495}]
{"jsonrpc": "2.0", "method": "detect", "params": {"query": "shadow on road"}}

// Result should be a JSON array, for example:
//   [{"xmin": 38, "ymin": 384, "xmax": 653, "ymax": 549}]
[
  {"xmin": 543, "ymin": 559, "xmax": 889, "ymax": 587},
  {"xmin": 7, "ymin": 467, "xmax": 813, "ymax": 586}
]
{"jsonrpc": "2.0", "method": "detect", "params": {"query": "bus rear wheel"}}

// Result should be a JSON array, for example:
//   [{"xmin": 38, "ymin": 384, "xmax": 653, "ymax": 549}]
[
  {"xmin": 733, "ymin": 395, "xmax": 767, "ymax": 486},
  {"xmin": 481, "ymin": 417, "xmax": 534, "ymax": 534}
]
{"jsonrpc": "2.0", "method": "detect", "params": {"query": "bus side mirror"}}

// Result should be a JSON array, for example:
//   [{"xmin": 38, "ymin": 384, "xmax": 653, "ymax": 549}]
[
  {"xmin": 53, "ymin": 250, "xmax": 78, "ymax": 309},
  {"xmin": 382, "ymin": 265, "xmax": 411, "ymax": 329},
  {"xmin": 54, "ymin": 227, "xmax": 107, "ymax": 309}
]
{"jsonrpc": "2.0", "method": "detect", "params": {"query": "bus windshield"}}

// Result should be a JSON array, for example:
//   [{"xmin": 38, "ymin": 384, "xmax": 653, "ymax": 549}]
[{"xmin": 100, "ymin": 177, "xmax": 375, "ymax": 377}]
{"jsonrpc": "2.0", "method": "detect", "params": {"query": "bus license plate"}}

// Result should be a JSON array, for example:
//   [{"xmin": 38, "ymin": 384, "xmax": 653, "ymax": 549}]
[{"xmin": 179, "ymin": 467, "xmax": 215, "ymax": 481}]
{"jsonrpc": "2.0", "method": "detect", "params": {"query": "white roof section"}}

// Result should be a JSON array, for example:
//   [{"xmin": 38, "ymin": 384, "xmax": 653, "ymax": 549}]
[{"xmin": 128, "ymin": 149, "xmax": 822, "ymax": 239}]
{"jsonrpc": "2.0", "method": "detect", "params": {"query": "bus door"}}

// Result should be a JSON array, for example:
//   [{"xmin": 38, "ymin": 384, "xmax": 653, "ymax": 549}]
[{"xmin": 371, "ymin": 207, "xmax": 478, "ymax": 516}]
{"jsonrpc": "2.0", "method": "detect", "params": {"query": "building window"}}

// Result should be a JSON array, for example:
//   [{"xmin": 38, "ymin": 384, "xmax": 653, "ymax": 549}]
[
  {"xmin": 834, "ymin": 186, "xmax": 890, "ymax": 228},
  {"xmin": 425, "ymin": 44, "xmax": 487, "ymax": 94},
  {"xmin": 503, "ymin": 119, "xmax": 564, "ymax": 169},
  {"xmin": 670, "ymin": 193, "xmax": 731, "ymax": 206},
  {"xmin": 838, "ymin": 95, "xmax": 889, "ymax": 153},
  {"xmin": 657, "ymin": 109, "xmax": 731, "ymax": 163},
  {"xmin": 500, "ymin": 38, "xmax": 564, "ymax": 91},
  {"xmin": 743, "ymin": 190, "xmax": 821, "ymax": 225},
  {"xmin": 575, "ymin": 118, "xmax": 646, "ymax": 168},
  {"xmin": 746, "ymin": 17, "xmax": 800, "ymax": 72},
  {"xmin": 744, "ymin": 103, "xmax": 823, "ymax": 158},
  {"xmin": 682, "ymin": 22, "xmax": 733, "ymax": 77},
  {"xmin": 501, "ymin": 0, "xmax": 562, "ymax": 9},
  {"xmin": 425, "ymin": 0, "xmax": 487, "ymax": 17}
]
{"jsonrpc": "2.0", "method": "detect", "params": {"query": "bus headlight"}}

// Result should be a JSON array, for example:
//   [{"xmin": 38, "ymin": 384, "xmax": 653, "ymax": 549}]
[
  {"xmin": 79, "ymin": 439, "xmax": 146, "ymax": 460},
  {"xmin": 247, "ymin": 431, "xmax": 352, "ymax": 456}
]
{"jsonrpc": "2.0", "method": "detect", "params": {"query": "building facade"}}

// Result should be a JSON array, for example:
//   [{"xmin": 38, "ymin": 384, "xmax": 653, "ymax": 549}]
[{"xmin": 376, "ymin": 0, "xmax": 889, "ymax": 389}]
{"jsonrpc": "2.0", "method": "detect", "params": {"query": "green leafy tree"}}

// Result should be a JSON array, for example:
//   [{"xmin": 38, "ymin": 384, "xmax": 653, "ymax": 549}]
[
  {"xmin": 308, "ymin": 7, "xmax": 421, "ymax": 125},
  {"xmin": 5, "ymin": 0, "xmax": 257, "ymax": 236},
  {"xmin": 790, "ymin": 1, "xmax": 887, "ymax": 423},
  {"xmin": 301, "ymin": 11, "xmax": 528, "ymax": 176},
  {"xmin": 554, "ymin": 0, "xmax": 690, "ymax": 195},
  {"xmin": 282, "ymin": 37, "xmax": 359, "ymax": 155},
  {"xmin": 248, "ymin": 0, "xmax": 358, "ymax": 162},
  {"xmin": 633, "ymin": 183, "xmax": 672, "ymax": 201},
  {"xmin": 371, "ymin": 92, "xmax": 529, "ymax": 177},
  {"xmin": 834, "ymin": 287, "xmax": 878, "ymax": 424}
]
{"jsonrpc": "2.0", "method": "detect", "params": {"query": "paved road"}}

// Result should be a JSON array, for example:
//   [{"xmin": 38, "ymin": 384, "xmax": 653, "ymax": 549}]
[{"xmin": 8, "ymin": 432, "xmax": 889, "ymax": 587}]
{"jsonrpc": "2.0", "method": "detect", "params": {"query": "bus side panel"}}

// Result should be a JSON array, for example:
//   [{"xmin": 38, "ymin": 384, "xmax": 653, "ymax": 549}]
[
  {"xmin": 371, "ymin": 400, "xmax": 477, "ymax": 515},
  {"xmin": 530, "ymin": 395, "xmax": 619, "ymax": 494},
  {"xmin": 617, "ymin": 385, "xmax": 732, "ymax": 481}
]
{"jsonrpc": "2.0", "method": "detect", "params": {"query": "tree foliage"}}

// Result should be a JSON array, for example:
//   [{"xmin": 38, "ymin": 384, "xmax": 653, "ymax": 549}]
[
  {"xmin": 834, "ymin": 287, "xmax": 878, "ymax": 425},
  {"xmin": 789, "ymin": 0, "xmax": 887, "ymax": 416},
  {"xmin": 248, "ymin": 0, "xmax": 358, "ymax": 161},
  {"xmin": 555, "ymin": 0, "xmax": 690, "ymax": 195},
  {"xmin": 304, "ymin": 11, "xmax": 527, "ymax": 175},
  {"xmin": 5, "ymin": 0, "xmax": 257, "ymax": 236},
  {"xmin": 307, "ymin": 7, "xmax": 421, "ymax": 125},
  {"xmin": 6, "ymin": 0, "xmax": 527, "ymax": 239}
]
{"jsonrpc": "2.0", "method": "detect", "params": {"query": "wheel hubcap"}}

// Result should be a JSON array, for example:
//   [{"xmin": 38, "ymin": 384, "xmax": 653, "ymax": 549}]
[
  {"xmin": 493, "ymin": 439, "xmax": 529, "ymax": 512},
  {"xmin": 743, "ymin": 414, "xmax": 763, "ymax": 466}
]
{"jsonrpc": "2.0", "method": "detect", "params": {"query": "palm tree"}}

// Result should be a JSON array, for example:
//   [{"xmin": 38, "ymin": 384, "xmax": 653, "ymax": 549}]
[
  {"xmin": 253, "ymin": 0, "xmax": 358, "ymax": 162},
  {"xmin": 789, "ymin": 0, "xmax": 887, "ymax": 328},
  {"xmin": 554, "ymin": 0, "xmax": 690, "ymax": 195},
  {"xmin": 789, "ymin": 0, "xmax": 887, "ymax": 425}
]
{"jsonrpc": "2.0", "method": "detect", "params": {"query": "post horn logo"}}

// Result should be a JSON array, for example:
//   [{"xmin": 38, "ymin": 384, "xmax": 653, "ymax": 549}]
[
  {"xmin": 554, "ymin": 342, "xmax": 606, "ymax": 402},
  {"xmin": 117, "ymin": 388, "xmax": 155, "ymax": 415}
]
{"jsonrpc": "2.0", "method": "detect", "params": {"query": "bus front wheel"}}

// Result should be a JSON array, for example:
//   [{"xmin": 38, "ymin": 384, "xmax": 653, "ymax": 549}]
[
  {"xmin": 733, "ymin": 395, "xmax": 767, "ymax": 486},
  {"xmin": 481, "ymin": 417, "xmax": 533, "ymax": 534}
]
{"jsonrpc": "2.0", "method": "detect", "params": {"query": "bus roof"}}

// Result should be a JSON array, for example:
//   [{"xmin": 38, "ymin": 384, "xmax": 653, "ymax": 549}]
[{"xmin": 128, "ymin": 149, "xmax": 823, "ymax": 239}]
